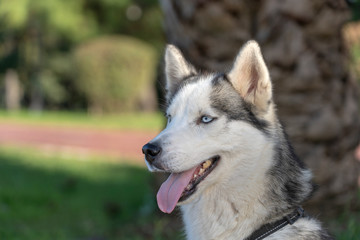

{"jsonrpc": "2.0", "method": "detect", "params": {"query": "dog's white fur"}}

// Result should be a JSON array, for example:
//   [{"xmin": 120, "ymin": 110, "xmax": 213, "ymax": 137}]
[{"xmin": 146, "ymin": 41, "xmax": 329, "ymax": 239}]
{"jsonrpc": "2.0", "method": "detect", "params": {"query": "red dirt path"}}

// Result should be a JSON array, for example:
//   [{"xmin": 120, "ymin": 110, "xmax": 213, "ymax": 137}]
[{"xmin": 0, "ymin": 122, "xmax": 159, "ymax": 165}]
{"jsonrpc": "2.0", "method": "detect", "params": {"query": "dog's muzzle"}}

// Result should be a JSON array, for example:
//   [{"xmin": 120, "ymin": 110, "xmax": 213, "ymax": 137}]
[{"xmin": 142, "ymin": 143, "xmax": 162, "ymax": 164}]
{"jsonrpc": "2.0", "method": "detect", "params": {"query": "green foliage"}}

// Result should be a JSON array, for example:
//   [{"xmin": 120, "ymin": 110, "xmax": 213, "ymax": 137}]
[
  {"xmin": 74, "ymin": 36, "xmax": 157, "ymax": 113},
  {"xmin": 348, "ymin": 0, "xmax": 360, "ymax": 21},
  {"xmin": 0, "ymin": 0, "xmax": 96, "ymax": 42},
  {"xmin": 0, "ymin": 0, "xmax": 163, "ymax": 111},
  {"xmin": 38, "ymin": 70, "xmax": 67, "ymax": 105}
]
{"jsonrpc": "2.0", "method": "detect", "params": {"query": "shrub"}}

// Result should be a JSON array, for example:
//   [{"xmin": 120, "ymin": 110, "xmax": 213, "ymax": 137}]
[{"xmin": 73, "ymin": 35, "xmax": 157, "ymax": 113}]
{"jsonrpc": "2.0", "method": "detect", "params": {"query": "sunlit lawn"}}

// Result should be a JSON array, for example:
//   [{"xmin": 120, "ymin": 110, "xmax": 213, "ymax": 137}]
[
  {"xmin": 0, "ymin": 147, "xmax": 181, "ymax": 240},
  {"xmin": 0, "ymin": 110, "xmax": 165, "ymax": 131}
]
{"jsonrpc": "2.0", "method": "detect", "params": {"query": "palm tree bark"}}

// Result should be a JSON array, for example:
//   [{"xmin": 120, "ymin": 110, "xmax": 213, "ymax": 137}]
[{"xmin": 160, "ymin": 0, "xmax": 360, "ymax": 213}]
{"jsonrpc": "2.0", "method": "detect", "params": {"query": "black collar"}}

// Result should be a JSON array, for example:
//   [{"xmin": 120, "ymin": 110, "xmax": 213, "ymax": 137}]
[{"xmin": 244, "ymin": 207, "xmax": 306, "ymax": 240}]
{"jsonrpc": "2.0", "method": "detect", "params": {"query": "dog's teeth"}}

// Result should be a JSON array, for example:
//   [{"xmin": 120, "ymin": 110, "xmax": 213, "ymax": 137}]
[
  {"xmin": 199, "ymin": 168, "xmax": 205, "ymax": 175},
  {"xmin": 202, "ymin": 160, "xmax": 211, "ymax": 169}
]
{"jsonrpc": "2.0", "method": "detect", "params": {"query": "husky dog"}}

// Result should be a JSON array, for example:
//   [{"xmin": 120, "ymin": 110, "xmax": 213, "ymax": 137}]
[{"xmin": 142, "ymin": 41, "xmax": 333, "ymax": 240}]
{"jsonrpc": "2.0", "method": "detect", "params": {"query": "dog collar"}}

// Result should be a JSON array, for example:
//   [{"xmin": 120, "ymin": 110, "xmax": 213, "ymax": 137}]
[{"xmin": 244, "ymin": 207, "xmax": 305, "ymax": 240}]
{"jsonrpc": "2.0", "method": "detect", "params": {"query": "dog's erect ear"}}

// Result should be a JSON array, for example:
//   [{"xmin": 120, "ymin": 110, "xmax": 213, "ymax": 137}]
[
  {"xmin": 165, "ymin": 45, "xmax": 197, "ymax": 102},
  {"xmin": 228, "ymin": 41, "xmax": 272, "ymax": 112}
]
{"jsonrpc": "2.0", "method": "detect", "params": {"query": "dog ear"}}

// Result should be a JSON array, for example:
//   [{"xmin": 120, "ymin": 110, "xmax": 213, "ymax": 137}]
[
  {"xmin": 165, "ymin": 45, "xmax": 197, "ymax": 102},
  {"xmin": 228, "ymin": 41, "xmax": 272, "ymax": 112}
]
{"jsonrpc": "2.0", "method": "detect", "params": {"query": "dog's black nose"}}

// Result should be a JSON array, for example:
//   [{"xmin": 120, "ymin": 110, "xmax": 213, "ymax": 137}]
[{"xmin": 142, "ymin": 143, "xmax": 161, "ymax": 163}]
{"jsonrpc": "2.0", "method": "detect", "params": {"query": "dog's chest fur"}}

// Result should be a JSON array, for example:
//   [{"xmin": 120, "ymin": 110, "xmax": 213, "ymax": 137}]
[
  {"xmin": 179, "ymin": 152, "xmax": 324, "ymax": 240},
  {"xmin": 181, "ymin": 185, "xmax": 268, "ymax": 239},
  {"xmin": 180, "ymin": 170, "xmax": 326, "ymax": 240}
]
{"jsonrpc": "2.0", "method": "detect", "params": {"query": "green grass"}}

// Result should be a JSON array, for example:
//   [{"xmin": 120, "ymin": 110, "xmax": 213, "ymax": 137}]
[
  {"xmin": 0, "ymin": 110, "xmax": 165, "ymax": 131},
  {"xmin": 331, "ymin": 213, "xmax": 360, "ymax": 240},
  {"xmin": 0, "ymin": 147, "xmax": 181, "ymax": 240},
  {"xmin": 326, "ymin": 193, "xmax": 360, "ymax": 240}
]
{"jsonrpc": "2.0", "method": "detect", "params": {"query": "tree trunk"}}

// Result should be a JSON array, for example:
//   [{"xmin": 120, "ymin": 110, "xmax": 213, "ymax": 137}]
[
  {"xmin": 160, "ymin": 0, "xmax": 360, "ymax": 213},
  {"xmin": 4, "ymin": 69, "xmax": 22, "ymax": 110}
]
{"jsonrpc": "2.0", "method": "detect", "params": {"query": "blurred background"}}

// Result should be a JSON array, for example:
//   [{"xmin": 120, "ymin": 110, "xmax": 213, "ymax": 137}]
[{"xmin": 0, "ymin": 0, "xmax": 359, "ymax": 239}]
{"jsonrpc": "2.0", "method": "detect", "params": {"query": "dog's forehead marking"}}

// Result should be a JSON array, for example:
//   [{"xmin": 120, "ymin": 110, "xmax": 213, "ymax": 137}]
[{"xmin": 167, "ymin": 75, "xmax": 214, "ymax": 116}]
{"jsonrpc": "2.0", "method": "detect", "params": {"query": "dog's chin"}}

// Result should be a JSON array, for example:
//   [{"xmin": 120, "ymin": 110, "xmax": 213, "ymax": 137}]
[{"xmin": 177, "ymin": 155, "xmax": 220, "ymax": 204}]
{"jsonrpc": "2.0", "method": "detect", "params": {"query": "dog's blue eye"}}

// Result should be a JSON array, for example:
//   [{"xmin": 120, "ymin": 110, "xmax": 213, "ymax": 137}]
[{"xmin": 201, "ymin": 116, "xmax": 213, "ymax": 123}]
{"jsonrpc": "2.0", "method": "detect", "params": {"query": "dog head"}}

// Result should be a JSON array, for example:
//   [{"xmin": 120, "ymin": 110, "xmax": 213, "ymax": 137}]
[{"xmin": 143, "ymin": 41, "xmax": 277, "ymax": 213}]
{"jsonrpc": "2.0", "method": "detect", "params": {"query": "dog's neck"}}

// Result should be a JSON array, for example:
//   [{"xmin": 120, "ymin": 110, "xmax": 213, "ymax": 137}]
[
  {"xmin": 180, "ymin": 161, "xmax": 271, "ymax": 240},
  {"xmin": 180, "ymin": 133, "xmax": 313, "ymax": 240},
  {"xmin": 181, "ymin": 182, "xmax": 269, "ymax": 240}
]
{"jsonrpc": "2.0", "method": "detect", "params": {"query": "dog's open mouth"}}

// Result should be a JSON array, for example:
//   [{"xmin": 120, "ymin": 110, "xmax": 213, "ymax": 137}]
[
  {"xmin": 179, "ymin": 156, "xmax": 220, "ymax": 202},
  {"xmin": 156, "ymin": 156, "xmax": 220, "ymax": 214}
]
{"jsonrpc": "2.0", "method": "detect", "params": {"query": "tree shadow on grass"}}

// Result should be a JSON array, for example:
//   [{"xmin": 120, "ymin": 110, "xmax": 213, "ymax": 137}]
[{"xmin": 0, "ymin": 152, "xmax": 182, "ymax": 240}]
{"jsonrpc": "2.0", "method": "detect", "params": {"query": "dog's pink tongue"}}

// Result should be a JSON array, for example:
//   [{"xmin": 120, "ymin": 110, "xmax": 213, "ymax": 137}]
[{"xmin": 157, "ymin": 167, "xmax": 197, "ymax": 214}]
